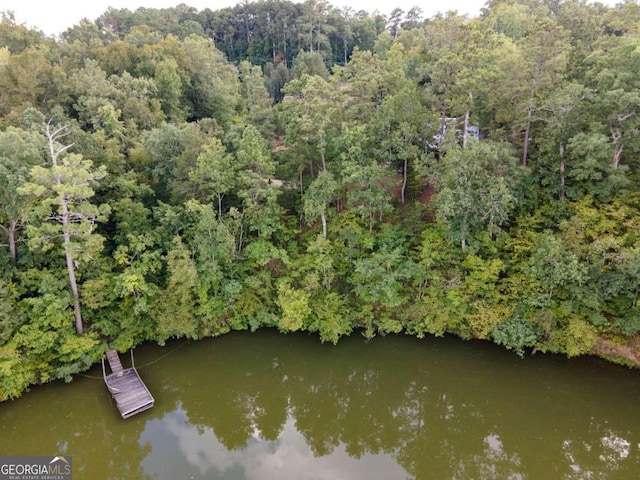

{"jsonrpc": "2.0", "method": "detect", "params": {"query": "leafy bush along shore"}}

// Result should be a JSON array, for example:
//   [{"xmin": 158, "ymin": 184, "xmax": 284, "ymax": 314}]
[{"xmin": 1, "ymin": 0, "xmax": 639, "ymax": 400}]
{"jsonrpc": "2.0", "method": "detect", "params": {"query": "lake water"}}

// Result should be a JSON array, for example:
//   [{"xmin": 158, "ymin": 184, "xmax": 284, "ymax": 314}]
[{"xmin": 2, "ymin": 330, "xmax": 640, "ymax": 479}]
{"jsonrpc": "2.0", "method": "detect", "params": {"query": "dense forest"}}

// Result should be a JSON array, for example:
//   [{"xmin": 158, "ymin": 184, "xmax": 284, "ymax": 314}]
[{"xmin": 0, "ymin": 0, "xmax": 639, "ymax": 401}]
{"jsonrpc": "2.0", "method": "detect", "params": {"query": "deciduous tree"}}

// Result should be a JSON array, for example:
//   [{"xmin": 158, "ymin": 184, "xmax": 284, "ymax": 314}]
[
  {"xmin": 432, "ymin": 141, "xmax": 520, "ymax": 251},
  {"xmin": 0, "ymin": 125, "xmax": 44, "ymax": 263}
]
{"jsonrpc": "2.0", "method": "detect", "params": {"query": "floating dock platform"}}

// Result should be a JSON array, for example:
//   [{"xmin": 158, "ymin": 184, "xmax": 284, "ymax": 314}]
[{"xmin": 102, "ymin": 348, "xmax": 154, "ymax": 419}]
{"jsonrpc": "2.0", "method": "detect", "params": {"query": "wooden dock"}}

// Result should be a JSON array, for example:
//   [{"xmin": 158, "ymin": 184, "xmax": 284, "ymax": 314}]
[{"xmin": 102, "ymin": 348, "xmax": 154, "ymax": 419}]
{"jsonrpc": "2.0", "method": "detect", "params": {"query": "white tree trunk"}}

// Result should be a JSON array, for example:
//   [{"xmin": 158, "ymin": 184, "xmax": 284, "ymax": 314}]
[
  {"xmin": 46, "ymin": 122, "xmax": 84, "ymax": 335},
  {"xmin": 321, "ymin": 212, "xmax": 327, "ymax": 240},
  {"xmin": 401, "ymin": 157, "xmax": 408, "ymax": 205},
  {"xmin": 463, "ymin": 91, "xmax": 473, "ymax": 150}
]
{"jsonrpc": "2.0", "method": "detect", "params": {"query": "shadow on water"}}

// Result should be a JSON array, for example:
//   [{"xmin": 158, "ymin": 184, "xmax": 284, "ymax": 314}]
[{"xmin": 2, "ymin": 330, "xmax": 640, "ymax": 479}]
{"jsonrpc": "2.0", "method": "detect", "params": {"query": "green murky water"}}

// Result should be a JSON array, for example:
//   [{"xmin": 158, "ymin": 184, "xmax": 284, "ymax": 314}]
[{"xmin": 2, "ymin": 330, "xmax": 640, "ymax": 479}]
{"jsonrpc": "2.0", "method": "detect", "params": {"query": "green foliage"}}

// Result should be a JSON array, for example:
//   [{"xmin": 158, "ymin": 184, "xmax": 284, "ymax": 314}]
[
  {"xmin": 188, "ymin": 137, "xmax": 236, "ymax": 215},
  {"xmin": 264, "ymin": 62, "xmax": 290, "ymax": 103},
  {"xmin": 19, "ymin": 153, "xmax": 110, "ymax": 258},
  {"xmin": 238, "ymin": 61, "xmax": 275, "ymax": 137},
  {"xmin": 304, "ymin": 171, "xmax": 338, "ymax": 239},
  {"xmin": 0, "ymin": 279, "xmax": 22, "ymax": 345},
  {"xmin": 565, "ymin": 132, "xmax": 629, "ymax": 201},
  {"xmin": 0, "ymin": 290, "xmax": 100, "ymax": 400},
  {"xmin": 563, "ymin": 316, "xmax": 599, "ymax": 358},
  {"xmin": 235, "ymin": 125, "xmax": 281, "ymax": 239},
  {"xmin": 154, "ymin": 58, "xmax": 186, "ymax": 121},
  {"xmin": 141, "ymin": 122, "xmax": 206, "ymax": 202},
  {"xmin": 432, "ymin": 141, "xmax": 521, "ymax": 250},
  {"xmin": 307, "ymin": 292, "xmax": 352, "ymax": 344},
  {"xmin": 345, "ymin": 161, "xmax": 393, "ymax": 233},
  {"xmin": 291, "ymin": 51, "xmax": 329, "ymax": 80},
  {"xmin": 0, "ymin": 125, "xmax": 45, "ymax": 263},
  {"xmin": 182, "ymin": 36, "xmax": 240, "ymax": 125},
  {"xmin": 276, "ymin": 281, "xmax": 311, "ymax": 332},
  {"xmin": 1, "ymin": 1, "xmax": 640, "ymax": 399},
  {"xmin": 154, "ymin": 236, "xmax": 200, "ymax": 343},
  {"xmin": 527, "ymin": 231, "xmax": 586, "ymax": 304},
  {"xmin": 404, "ymin": 279, "xmax": 467, "ymax": 339},
  {"xmin": 491, "ymin": 316, "xmax": 542, "ymax": 358},
  {"xmin": 351, "ymin": 242, "xmax": 418, "ymax": 309}
]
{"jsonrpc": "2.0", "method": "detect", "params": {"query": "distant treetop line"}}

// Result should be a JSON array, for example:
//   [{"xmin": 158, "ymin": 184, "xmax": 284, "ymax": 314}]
[{"xmin": 89, "ymin": 1, "xmax": 412, "ymax": 67}]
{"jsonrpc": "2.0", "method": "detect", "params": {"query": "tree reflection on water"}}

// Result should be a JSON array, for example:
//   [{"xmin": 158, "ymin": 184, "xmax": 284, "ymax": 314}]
[
  {"xmin": 134, "ymin": 332, "xmax": 640, "ymax": 480},
  {"xmin": 1, "ymin": 331, "xmax": 639, "ymax": 479},
  {"xmin": 140, "ymin": 405, "xmax": 407, "ymax": 479}
]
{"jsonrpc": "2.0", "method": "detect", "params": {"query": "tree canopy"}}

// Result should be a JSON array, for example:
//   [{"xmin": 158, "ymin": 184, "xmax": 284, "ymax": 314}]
[{"xmin": 1, "ymin": 0, "xmax": 640, "ymax": 400}]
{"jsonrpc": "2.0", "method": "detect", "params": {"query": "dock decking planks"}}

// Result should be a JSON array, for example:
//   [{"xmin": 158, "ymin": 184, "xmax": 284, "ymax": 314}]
[
  {"xmin": 105, "ymin": 348, "xmax": 124, "ymax": 376},
  {"xmin": 103, "ymin": 348, "xmax": 154, "ymax": 418}
]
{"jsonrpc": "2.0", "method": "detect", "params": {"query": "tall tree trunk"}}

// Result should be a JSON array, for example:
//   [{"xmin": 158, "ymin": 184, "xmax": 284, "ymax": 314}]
[
  {"xmin": 343, "ymin": 41, "xmax": 347, "ymax": 66},
  {"xmin": 463, "ymin": 91, "xmax": 473, "ymax": 149},
  {"xmin": 244, "ymin": 14, "xmax": 251, "ymax": 60},
  {"xmin": 46, "ymin": 122, "xmax": 82, "ymax": 335},
  {"xmin": 0, "ymin": 221, "xmax": 18, "ymax": 264},
  {"xmin": 321, "ymin": 212, "xmax": 327, "ymax": 240},
  {"xmin": 299, "ymin": 170, "xmax": 304, "ymax": 196},
  {"xmin": 401, "ymin": 157, "xmax": 408, "ymax": 205},
  {"xmin": 8, "ymin": 220, "xmax": 17, "ymax": 264},
  {"xmin": 299, "ymin": 171, "xmax": 305, "ymax": 229},
  {"xmin": 320, "ymin": 132, "xmax": 326, "ymax": 172},
  {"xmin": 283, "ymin": 26, "xmax": 288, "ymax": 67},
  {"xmin": 522, "ymin": 60, "xmax": 541, "ymax": 167},
  {"xmin": 612, "ymin": 142, "xmax": 623, "ymax": 168},
  {"xmin": 559, "ymin": 142, "xmax": 565, "ymax": 200},
  {"xmin": 522, "ymin": 112, "xmax": 532, "ymax": 166},
  {"xmin": 62, "ymin": 208, "xmax": 83, "ymax": 335},
  {"xmin": 217, "ymin": 193, "xmax": 223, "ymax": 218}
]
